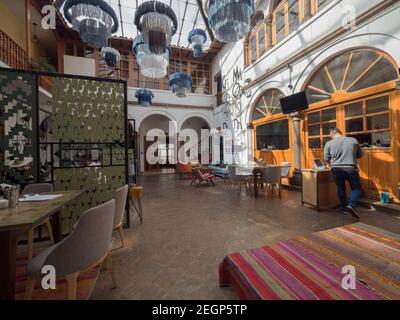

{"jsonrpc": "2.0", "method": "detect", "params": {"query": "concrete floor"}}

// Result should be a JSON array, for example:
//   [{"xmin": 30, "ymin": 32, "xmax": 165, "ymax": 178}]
[{"xmin": 91, "ymin": 174, "xmax": 400, "ymax": 300}]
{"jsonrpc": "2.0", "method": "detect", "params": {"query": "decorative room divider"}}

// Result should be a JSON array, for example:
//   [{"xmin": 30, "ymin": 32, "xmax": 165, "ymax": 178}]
[
  {"xmin": 0, "ymin": 69, "xmax": 38, "ymax": 185},
  {"xmin": 0, "ymin": 67, "xmax": 132, "ymax": 233}
]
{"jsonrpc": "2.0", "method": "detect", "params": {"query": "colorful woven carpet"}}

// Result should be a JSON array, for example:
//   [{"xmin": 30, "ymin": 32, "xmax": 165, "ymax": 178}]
[
  {"xmin": 219, "ymin": 223, "xmax": 400, "ymax": 300},
  {"xmin": 14, "ymin": 247, "xmax": 100, "ymax": 300}
]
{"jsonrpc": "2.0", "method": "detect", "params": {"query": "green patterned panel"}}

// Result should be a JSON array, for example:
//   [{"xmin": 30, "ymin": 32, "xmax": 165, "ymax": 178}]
[
  {"xmin": 51, "ymin": 77, "xmax": 127, "ymax": 232},
  {"xmin": 52, "ymin": 78, "xmax": 124, "ymax": 142},
  {"xmin": 0, "ymin": 70, "xmax": 38, "ymax": 184},
  {"xmin": 54, "ymin": 166, "xmax": 125, "ymax": 233},
  {"xmin": 103, "ymin": 148, "xmax": 134, "ymax": 166}
]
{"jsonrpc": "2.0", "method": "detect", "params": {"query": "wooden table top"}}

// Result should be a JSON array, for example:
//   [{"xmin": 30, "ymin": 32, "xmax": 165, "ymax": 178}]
[{"xmin": 0, "ymin": 190, "xmax": 82, "ymax": 232}]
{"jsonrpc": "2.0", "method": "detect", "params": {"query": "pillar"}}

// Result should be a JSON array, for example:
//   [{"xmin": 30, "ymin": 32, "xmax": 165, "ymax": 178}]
[{"xmin": 291, "ymin": 112, "xmax": 302, "ymax": 186}]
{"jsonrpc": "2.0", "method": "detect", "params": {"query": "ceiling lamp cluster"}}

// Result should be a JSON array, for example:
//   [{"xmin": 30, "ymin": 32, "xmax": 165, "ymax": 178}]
[
  {"xmin": 134, "ymin": 1, "xmax": 178, "ymax": 55},
  {"xmin": 188, "ymin": 29, "xmax": 207, "ymax": 58},
  {"xmin": 133, "ymin": 34, "xmax": 171, "ymax": 79},
  {"xmin": 63, "ymin": 0, "xmax": 119, "ymax": 48},
  {"xmin": 208, "ymin": 0, "xmax": 255, "ymax": 43},
  {"xmin": 135, "ymin": 89, "xmax": 155, "ymax": 107}
]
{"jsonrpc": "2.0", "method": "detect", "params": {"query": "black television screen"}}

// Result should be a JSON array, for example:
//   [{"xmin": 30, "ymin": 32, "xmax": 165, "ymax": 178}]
[{"xmin": 280, "ymin": 91, "xmax": 309, "ymax": 114}]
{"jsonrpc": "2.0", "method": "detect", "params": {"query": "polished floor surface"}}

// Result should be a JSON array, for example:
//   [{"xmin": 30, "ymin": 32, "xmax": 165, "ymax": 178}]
[{"xmin": 91, "ymin": 174, "xmax": 400, "ymax": 300}]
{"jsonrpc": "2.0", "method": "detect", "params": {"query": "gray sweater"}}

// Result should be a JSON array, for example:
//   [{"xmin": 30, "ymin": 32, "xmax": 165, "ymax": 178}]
[{"xmin": 324, "ymin": 136, "xmax": 363, "ymax": 167}]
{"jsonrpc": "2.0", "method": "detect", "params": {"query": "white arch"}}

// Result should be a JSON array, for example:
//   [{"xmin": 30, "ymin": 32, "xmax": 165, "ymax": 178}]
[
  {"xmin": 244, "ymin": 80, "xmax": 289, "ymax": 125},
  {"xmin": 178, "ymin": 112, "xmax": 214, "ymax": 131},
  {"xmin": 136, "ymin": 109, "xmax": 177, "ymax": 131}
]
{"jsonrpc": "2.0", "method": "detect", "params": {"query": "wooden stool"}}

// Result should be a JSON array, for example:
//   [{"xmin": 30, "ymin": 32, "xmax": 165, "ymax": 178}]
[{"xmin": 129, "ymin": 186, "xmax": 143, "ymax": 224}]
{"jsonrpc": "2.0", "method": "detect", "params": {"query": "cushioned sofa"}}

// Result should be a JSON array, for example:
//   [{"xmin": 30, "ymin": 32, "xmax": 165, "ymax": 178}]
[{"xmin": 208, "ymin": 164, "xmax": 229, "ymax": 181}]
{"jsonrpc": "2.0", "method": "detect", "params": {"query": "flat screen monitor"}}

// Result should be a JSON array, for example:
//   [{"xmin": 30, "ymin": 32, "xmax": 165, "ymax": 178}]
[{"xmin": 280, "ymin": 91, "xmax": 309, "ymax": 114}]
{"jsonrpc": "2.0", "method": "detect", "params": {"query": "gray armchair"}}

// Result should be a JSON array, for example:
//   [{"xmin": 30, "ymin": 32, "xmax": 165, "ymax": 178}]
[
  {"xmin": 227, "ymin": 165, "xmax": 249, "ymax": 192},
  {"xmin": 260, "ymin": 166, "xmax": 282, "ymax": 198},
  {"xmin": 280, "ymin": 162, "xmax": 292, "ymax": 190},
  {"xmin": 22, "ymin": 183, "xmax": 54, "ymax": 261},
  {"xmin": 25, "ymin": 199, "xmax": 117, "ymax": 300},
  {"xmin": 113, "ymin": 185, "xmax": 129, "ymax": 247}
]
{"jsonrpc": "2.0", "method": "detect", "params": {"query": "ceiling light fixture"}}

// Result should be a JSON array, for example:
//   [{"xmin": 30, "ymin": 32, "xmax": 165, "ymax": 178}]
[
  {"xmin": 134, "ymin": 1, "xmax": 178, "ymax": 55},
  {"xmin": 63, "ymin": 0, "xmax": 119, "ymax": 48},
  {"xmin": 208, "ymin": 0, "xmax": 254, "ymax": 43}
]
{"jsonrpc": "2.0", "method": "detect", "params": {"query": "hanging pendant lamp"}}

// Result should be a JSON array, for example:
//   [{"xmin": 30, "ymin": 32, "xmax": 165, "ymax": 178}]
[
  {"xmin": 169, "ymin": 72, "xmax": 192, "ymax": 98},
  {"xmin": 135, "ymin": 89, "xmax": 155, "ymax": 106},
  {"xmin": 63, "ymin": 0, "xmax": 119, "ymax": 48},
  {"xmin": 132, "ymin": 34, "xmax": 170, "ymax": 79},
  {"xmin": 188, "ymin": 29, "xmax": 207, "ymax": 58},
  {"xmin": 208, "ymin": 0, "xmax": 254, "ymax": 43},
  {"xmin": 101, "ymin": 47, "xmax": 121, "ymax": 67},
  {"xmin": 134, "ymin": 1, "xmax": 178, "ymax": 54}
]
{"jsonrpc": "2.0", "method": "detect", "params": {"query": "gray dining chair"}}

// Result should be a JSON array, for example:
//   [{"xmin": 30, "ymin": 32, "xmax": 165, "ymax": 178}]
[
  {"xmin": 113, "ymin": 185, "xmax": 128, "ymax": 247},
  {"xmin": 227, "ymin": 165, "xmax": 249, "ymax": 192},
  {"xmin": 260, "ymin": 166, "xmax": 282, "ymax": 198},
  {"xmin": 25, "ymin": 199, "xmax": 117, "ymax": 300},
  {"xmin": 280, "ymin": 162, "xmax": 292, "ymax": 190},
  {"xmin": 22, "ymin": 183, "xmax": 54, "ymax": 261}
]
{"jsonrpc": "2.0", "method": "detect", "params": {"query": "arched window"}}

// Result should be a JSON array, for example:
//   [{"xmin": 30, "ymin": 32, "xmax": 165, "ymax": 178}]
[
  {"xmin": 252, "ymin": 89, "xmax": 285, "ymax": 121},
  {"xmin": 305, "ymin": 49, "xmax": 399, "ymax": 104},
  {"xmin": 251, "ymin": 11, "xmax": 265, "ymax": 30}
]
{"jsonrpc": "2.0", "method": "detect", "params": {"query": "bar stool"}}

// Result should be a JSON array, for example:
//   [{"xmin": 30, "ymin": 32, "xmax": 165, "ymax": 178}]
[{"xmin": 129, "ymin": 185, "xmax": 143, "ymax": 224}]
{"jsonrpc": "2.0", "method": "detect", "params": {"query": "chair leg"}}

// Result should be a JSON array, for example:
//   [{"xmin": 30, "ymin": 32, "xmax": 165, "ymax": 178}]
[
  {"xmin": 106, "ymin": 253, "xmax": 117, "ymax": 289},
  {"xmin": 27, "ymin": 228, "xmax": 34, "ymax": 261},
  {"xmin": 278, "ymin": 183, "xmax": 282, "ymax": 198},
  {"xmin": 25, "ymin": 276, "xmax": 35, "ymax": 300},
  {"xmin": 45, "ymin": 219, "xmax": 54, "ymax": 244},
  {"xmin": 117, "ymin": 225, "xmax": 125, "ymax": 247},
  {"xmin": 65, "ymin": 272, "xmax": 79, "ymax": 300}
]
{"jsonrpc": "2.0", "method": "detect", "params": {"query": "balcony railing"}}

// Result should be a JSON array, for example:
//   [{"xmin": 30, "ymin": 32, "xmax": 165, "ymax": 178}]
[
  {"xmin": 0, "ymin": 29, "xmax": 53, "ymax": 92},
  {"xmin": 0, "ymin": 29, "xmax": 28, "ymax": 69}
]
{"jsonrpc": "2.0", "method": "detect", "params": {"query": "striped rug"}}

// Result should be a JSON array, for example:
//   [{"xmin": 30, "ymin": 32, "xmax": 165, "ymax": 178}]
[
  {"xmin": 14, "ymin": 247, "xmax": 100, "ymax": 300},
  {"xmin": 219, "ymin": 223, "xmax": 400, "ymax": 300}
]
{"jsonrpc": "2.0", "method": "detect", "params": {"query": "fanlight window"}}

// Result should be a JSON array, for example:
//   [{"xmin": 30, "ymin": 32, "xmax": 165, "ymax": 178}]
[
  {"xmin": 252, "ymin": 89, "xmax": 285, "ymax": 121},
  {"xmin": 306, "ymin": 49, "xmax": 399, "ymax": 104}
]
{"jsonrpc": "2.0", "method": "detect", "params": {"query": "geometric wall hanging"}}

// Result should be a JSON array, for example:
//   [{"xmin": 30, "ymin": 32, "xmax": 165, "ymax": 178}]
[{"xmin": 0, "ymin": 69, "xmax": 38, "ymax": 185}]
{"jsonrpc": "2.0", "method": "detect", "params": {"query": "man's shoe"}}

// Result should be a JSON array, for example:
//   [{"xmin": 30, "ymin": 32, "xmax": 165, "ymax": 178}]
[{"xmin": 346, "ymin": 205, "xmax": 360, "ymax": 219}]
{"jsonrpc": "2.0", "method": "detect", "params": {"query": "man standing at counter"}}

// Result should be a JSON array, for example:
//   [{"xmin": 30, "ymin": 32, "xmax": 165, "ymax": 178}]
[{"xmin": 324, "ymin": 127, "xmax": 363, "ymax": 219}]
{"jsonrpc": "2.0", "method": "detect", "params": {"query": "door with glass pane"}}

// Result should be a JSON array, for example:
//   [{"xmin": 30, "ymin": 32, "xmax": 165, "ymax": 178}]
[
  {"xmin": 305, "ymin": 106, "xmax": 337, "ymax": 169},
  {"xmin": 342, "ymin": 93, "xmax": 392, "ymax": 197}
]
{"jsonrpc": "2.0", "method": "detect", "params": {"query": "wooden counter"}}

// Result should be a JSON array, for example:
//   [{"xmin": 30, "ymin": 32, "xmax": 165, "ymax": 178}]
[{"xmin": 301, "ymin": 169, "xmax": 339, "ymax": 210}]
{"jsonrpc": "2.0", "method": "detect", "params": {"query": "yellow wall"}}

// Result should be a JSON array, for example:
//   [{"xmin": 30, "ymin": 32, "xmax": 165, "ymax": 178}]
[{"xmin": 0, "ymin": 2, "xmax": 26, "ymax": 50}]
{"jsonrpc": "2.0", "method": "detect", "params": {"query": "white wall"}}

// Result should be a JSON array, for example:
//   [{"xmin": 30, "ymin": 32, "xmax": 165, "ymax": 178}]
[{"xmin": 63, "ymin": 55, "xmax": 96, "ymax": 77}]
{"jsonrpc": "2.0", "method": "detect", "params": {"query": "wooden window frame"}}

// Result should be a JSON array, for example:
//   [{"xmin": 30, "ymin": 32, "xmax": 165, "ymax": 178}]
[
  {"xmin": 344, "ymin": 93, "xmax": 391, "ymax": 137},
  {"xmin": 245, "ymin": 0, "xmax": 336, "ymax": 66},
  {"xmin": 306, "ymin": 106, "xmax": 337, "ymax": 150}
]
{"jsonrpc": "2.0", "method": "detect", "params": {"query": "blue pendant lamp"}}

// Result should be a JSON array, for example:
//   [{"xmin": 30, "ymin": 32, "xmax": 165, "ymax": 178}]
[
  {"xmin": 188, "ymin": 29, "xmax": 207, "ymax": 58},
  {"xmin": 132, "ymin": 34, "xmax": 171, "ymax": 79},
  {"xmin": 134, "ymin": 1, "xmax": 178, "ymax": 55},
  {"xmin": 169, "ymin": 72, "xmax": 192, "ymax": 98},
  {"xmin": 100, "ymin": 47, "xmax": 121, "ymax": 67},
  {"xmin": 135, "ymin": 89, "xmax": 155, "ymax": 107},
  {"xmin": 63, "ymin": 0, "xmax": 119, "ymax": 48},
  {"xmin": 208, "ymin": 0, "xmax": 254, "ymax": 43}
]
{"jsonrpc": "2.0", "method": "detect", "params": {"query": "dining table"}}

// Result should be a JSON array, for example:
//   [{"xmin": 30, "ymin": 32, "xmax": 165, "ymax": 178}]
[
  {"xmin": 0, "ymin": 190, "xmax": 82, "ymax": 300},
  {"xmin": 236, "ymin": 165, "xmax": 272, "ymax": 198}
]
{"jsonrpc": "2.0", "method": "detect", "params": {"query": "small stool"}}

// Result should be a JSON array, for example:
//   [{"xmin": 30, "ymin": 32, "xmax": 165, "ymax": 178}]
[{"xmin": 129, "ymin": 185, "xmax": 143, "ymax": 224}]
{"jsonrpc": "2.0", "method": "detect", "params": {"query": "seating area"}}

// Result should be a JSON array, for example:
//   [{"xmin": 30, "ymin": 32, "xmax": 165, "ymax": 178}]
[{"xmin": 1, "ymin": 0, "xmax": 400, "ymax": 305}]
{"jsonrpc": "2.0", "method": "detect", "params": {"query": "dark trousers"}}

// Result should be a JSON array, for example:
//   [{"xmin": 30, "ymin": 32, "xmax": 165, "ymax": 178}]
[{"xmin": 331, "ymin": 167, "xmax": 362, "ymax": 209}]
